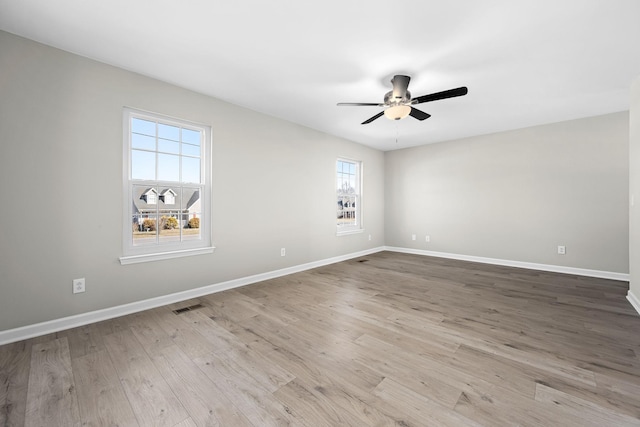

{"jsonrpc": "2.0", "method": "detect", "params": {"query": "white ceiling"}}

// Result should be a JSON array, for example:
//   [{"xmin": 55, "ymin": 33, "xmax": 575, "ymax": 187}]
[{"xmin": 1, "ymin": 0, "xmax": 640, "ymax": 151}]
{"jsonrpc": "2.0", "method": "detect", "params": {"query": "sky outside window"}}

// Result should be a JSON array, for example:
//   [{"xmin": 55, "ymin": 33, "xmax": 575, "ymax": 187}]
[{"xmin": 131, "ymin": 117, "xmax": 202, "ymax": 183}]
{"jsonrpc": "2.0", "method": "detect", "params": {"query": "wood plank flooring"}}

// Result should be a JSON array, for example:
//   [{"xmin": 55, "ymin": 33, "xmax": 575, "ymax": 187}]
[{"xmin": 2, "ymin": 251, "xmax": 640, "ymax": 426}]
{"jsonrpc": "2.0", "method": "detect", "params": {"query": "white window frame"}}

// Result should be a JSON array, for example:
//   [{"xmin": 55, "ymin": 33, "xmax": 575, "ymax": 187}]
[
  {"xmin": 120, "ymin": 108, "xmax": 214, "ymax": 264},
  {"xmin": 336, "ymin": 158, "xmax": 363, "ymax": 235}
]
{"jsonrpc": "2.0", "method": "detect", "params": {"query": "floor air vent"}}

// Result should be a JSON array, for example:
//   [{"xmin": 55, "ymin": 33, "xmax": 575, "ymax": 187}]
[{"xmin": 172, "ymin": 303, "xmax": 204, "ymax": 314}]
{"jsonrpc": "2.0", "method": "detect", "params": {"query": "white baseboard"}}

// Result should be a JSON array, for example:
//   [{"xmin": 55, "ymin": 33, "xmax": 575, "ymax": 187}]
[
  {"xmin": 384, "ymin": 246, "xmax": 630, "ymax": 282},
  {"xmin": 627, "ymin": 290, "xmax": 640, "ymax": 316},
  {"xmin": 1, "ymin": 246, "xmax": 631, "ymax": 345},
  {"xmin": 0, "ymin": 247, "xmax": 385, "ymax": 345}
]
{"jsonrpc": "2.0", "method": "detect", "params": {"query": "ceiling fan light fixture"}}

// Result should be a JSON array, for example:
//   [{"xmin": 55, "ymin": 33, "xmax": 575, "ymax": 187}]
[{"xmin": 384, "ymin": 105, "xmax": 411, "ymax": 121}]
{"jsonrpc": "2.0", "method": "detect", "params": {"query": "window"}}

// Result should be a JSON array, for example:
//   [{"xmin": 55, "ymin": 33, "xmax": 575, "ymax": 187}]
[
  {"xmin": 336, "ymin": 158, "xmax": 362, "ymax": 234},
  {"xmin": 120, "ymin": 108, "xmax": 213, "ymax": 264},
  {"xmin": 143, "ymin": 188, "xmax": 157, "ymax": 205},
  {"xmin": 160, "ymin": 189, "xmax": 176, "ymax": 205}
]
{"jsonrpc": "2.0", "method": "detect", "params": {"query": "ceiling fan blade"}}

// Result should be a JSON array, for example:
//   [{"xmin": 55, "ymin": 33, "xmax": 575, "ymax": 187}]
[
  {"xmin": 337, "ymin": 102, "xmax": 384, "ymax": 106},
  {"xmin": 361, "ymin": 111, "xmax": 385, "ymax": 125},
  {"xmin": 409, "ymin": 107, "xmax": 431, "ymax": 121},
  {"xmin": 391, "ymin": 75, "xmax": 411, "ymax": 100},
  {"xmin": 412, "ymin": 86, "xmax": 468, "ymax": 104}
]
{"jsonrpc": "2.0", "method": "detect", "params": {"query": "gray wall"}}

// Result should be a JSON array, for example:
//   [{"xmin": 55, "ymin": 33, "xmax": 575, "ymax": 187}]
[
  {"xmin": 0, "ymin": 31, "xmax": 385, "ymax": 331},
  {"xmin": 630, "ymin": 76, "xmax": 640, "ymax": 296},
  {"xmin": 385, "ymin": 113, "xmax": 629, "ymax": 274}
]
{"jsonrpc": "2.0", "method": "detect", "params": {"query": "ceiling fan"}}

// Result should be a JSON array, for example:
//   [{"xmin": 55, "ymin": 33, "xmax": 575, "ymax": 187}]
[{"xmin": 337, "ymin": 75, "xmax": 468, "ymax": 124}]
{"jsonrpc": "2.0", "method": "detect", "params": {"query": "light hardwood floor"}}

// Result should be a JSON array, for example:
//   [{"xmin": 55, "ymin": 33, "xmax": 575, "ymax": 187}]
[{"xmin": 2, "ymin": 251, "xmax": 640, "ymax": 426}]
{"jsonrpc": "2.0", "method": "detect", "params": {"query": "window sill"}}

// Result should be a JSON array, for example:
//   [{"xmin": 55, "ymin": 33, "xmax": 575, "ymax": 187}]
[
  {"xmin": 119, "ymin": 246, "xmax": 215, "ymax": 265},
  {"xmin": 336, "ymin": 228, "xmax": 364, "ymax": 237}
]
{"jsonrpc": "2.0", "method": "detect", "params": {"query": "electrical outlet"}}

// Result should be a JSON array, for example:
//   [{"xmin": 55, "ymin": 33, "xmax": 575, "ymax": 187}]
[
  {"xmin": 425, "ymin": 235, "xmax": 430, "ymax": 242},
  {"xmin": 73, "ymin": 278, "xmax": 85, "ymax": 294},
  {"xmin": 368, "ymin": 234, "xmax": 372, "ymax": 241},
  {"xmin": 281, "ymin": 248, "xmax": 286, "ymax": 256},
  {"xmin": 557, "ymin": 245, "xmax": 566, "ymax": 255},
  {"xmin": 412, "ymin": 234, "xmax": 416, "ymax": 241}
]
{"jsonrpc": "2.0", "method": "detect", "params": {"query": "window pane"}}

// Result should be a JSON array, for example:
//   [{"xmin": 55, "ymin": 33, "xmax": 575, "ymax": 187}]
[
  {"xmin": 182, "ymin": 156, "xmax": 200, "ymax": 183},
  {"xmin": 132, "ymin": 118, "xmax": 155, "ymax": 136},
  {"xmin": 183, "ymin": 188, "xmax": 201, "ymax": 241},
  {"xmin": 158, "ymin": 153, "xmax": 180, "ymax": 182},
  {"xmin": 183, "ymin": 212, "xmax": 202, "ymax": 241},
  {"xmin": 158, "ymin": 138, "xmax": 180, "ymax": 154},
  {"xmin": 349, "ymin": 163, "xmax": 356, "ymax": 174},
  {"xmin": 182, "ymin": 128, "xmax": 201, "ymax": 145},
  {"xmin": 159, "ymin": 211, "xmax": 182, "ymax": 243},
  {"xmin": 133, "ymin": 214, "xmax": 159, "ymax": 245},
  {"xmin": 182, "ymin": 143, "xmax": 200, "ymax": 157},
  {"xmin": 337, "ymin": 195, "xmax": 357, "ymax": 227},
  {"xmin": 131, "ymin": 149, "xmax": 156, "ymax": 180},
  {"xmin": 132, "ymin": 133, "xmax": 156, "ymax": 150},
  {"xmin": 132, "ymin": 185, "xmax": 158, "ymax": 246},
  {"xmin": 158, "ymin": 123, "xmax": 180, "ymax": 141}
]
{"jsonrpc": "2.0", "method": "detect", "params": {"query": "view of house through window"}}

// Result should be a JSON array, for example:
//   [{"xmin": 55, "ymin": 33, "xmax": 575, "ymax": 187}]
[
  {"xmin": 336, "ymin": 158, "xmax": 362, "ymax": 233},
  {"xmin": 122, "ymin": 108, "xmax": 211, "ymax": 262},
  {"xmin": 132, "ymin": 185, "xmax": 201, "ymax": 244}
]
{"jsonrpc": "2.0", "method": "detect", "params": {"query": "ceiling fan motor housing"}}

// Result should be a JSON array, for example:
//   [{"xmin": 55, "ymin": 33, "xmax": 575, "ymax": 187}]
[{"xmin": 384, "ymin": 90, "xmax": 411, "ymax": 106}]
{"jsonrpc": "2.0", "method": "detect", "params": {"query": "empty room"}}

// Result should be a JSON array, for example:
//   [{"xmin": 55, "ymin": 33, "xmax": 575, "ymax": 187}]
[{"xmin": 2, "ymin": 1, "xmax": 640, "ymax": 425}]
